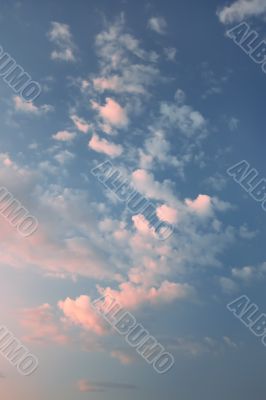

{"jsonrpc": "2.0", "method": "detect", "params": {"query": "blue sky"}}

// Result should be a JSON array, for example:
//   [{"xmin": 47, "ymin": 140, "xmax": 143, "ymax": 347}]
[{"xmin": 0, "ymin": 0, "xmax": 266, "ymax": 398}]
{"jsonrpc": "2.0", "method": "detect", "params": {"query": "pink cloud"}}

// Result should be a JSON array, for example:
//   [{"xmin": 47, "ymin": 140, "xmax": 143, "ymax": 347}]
[
  {"xmin": 91, "ymin": 97, "xmax": 128, "ymax": 127},
  {"xmin": 110, "ymin": 350, "xmax": 135, "ymax": 365},
  {"xmin": 70, "ymin": 114, "xmax": 90, "ymax": 133},
  {"xmin": 156, "ymin": 204, "xmax": 178, "ymax": 224},
  {"xmin": 88, "ymin": 134, "xmax": 123, "ymax": 157},
  {"xmin": 132, "ymin": 214, "xmax": 155, "ymax": 236},
  {"xmin": 58, "ymin": 295, "xmax": 107, "ymax": 335},
  {"xmin": 20, "ymin": 303, "xmax": 69, "ymax": 345},
  {"xmin": 99, "ymin": 280, "xmax": 194, "ymax": 310},
  {"xmin": 185, "ymin": 194, "xmax": 212, "ymax": 216}
]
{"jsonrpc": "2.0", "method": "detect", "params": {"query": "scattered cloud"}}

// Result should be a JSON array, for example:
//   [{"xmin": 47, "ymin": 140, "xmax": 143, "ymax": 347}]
[
  {"xmin": 48, "ymin": 21, "xmax": 77, "ymax": 61},
  {"xmin": 13, "ymin": 96, "xmax": 53, "ymax": 115},
  {"xmin": 148, "ymin": 16, "xmax": 167, "ymax": 34}
]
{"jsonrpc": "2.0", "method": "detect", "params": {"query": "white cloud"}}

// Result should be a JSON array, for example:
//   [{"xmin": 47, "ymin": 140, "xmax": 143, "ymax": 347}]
[
  {"xmin": 164, "ymin": 47, "xmax": 177, "ymax": 61},
  {"xmin": 160, "ymin": 91, "xmax": 207, "ymax": 137},
  {"xmin": 217, "ymin": 0, "xmax": 266, "ymax": 24},
  {"xmin": 48, "ymin": 21, "xmax": 77, "ymax": 61},
  {"xmin": 148, "ymin": 16, "xmax": 167, "ymax": 34},
  {"xmin": 54, "ymin": 150, "xmax": 75, "ymax": 164}
]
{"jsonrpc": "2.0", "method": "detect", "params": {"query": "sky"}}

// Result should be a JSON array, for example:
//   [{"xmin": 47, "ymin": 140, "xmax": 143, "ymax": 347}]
[{"xmin": 0, "ymin": 0, "xmax": 266, "ymax": 398}]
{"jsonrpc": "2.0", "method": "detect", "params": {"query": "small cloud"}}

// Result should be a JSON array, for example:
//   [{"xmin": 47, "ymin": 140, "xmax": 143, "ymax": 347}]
[
  {"xmin": 13, "ymin": 96, "xmax": 53, "ymax": 115},
  {"xmin": 52, "ymin": 130, "xmax": 76, "ymax": 142},
  {"xmin": 110, "ymin": 349, "xmax": 136, "ymax": 365},
  {"xmin": 77, "ymin": 379, "xmax": 137, "ymax": 393},
  {"xmin": 54, "ymin": 150, "xmax": 75, "ymax": 164},
  {"xmin": 148, "ymin": 16, "xmax": 167, "ymax": 34},
  {"xmin": 91, "ymin": 98, "xmax": 128, "ymax": 128},
  {"xmin": 47, "ymin": 21, "xmax": 77, "ymax": 62},
  {"xmin": 88, "ymin": 134, "xmax": 123, "ymax": 158},
  {"xmin": 164, "ymin": 47, "xmax": 177, "ymax": 61},
  {"xmin": 70, "ymin": 114, "xmax": 90, "ymax": 133},
  {"xmin": 219, "ymin": 277, "xmax": 238, "ymax": 293},
  {"xmin": 228, "ymin": 117, "xmax": 239, "ymax": 131}
]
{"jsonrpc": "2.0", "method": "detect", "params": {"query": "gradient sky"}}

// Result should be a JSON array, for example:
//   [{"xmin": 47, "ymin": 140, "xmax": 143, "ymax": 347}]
[{"xmin": 0, "ymin": 0, "xmax": 266, "ymax": 399}]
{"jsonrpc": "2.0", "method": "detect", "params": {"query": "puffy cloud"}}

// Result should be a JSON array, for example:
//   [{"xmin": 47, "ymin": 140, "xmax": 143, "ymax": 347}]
[
  {"xmin": 185, "ymin": 194, "xmax": 212, "ymax": 217},
  {"xmin": 138, "ymin": 130, "xmax": 182, "ymax": 170},
  {"xmin": 47, "ymin": 21, "xmax": 77, "ymax": 61},
  {"xmin": 88, "ymin": 134, "xmax": 123, "ymax": 157},
  {"xmin": 91, "ymin": 98, "xmax": 128, "ymax": 128},
  {"xmin": 52, "ymin": 130, "xmax": 76, "ymax": 141},
  {"xmin": 156, "ymin": 204, "xmax": 178, "ymax": 224},
  {"xmin": 100, "ymin": 280, "xmax": 194, "ymax": 310},
  {"xmin": 232, "ymin": 265, "xmax": 255, "ymax": 281},
  {"xmin": 132, "ymin": 214, "xmax": 155, "ymax": 236},
  {"xmin": 132, "ymin": 169, "xmax": 176, "ymax": 204},
  {"xmin": 217, "ymin": 0, "xmax": 266, "ymax": 23},
  {"xmin": 58, "ymin": 295, "xmax": 107, "ymax": 335},
  {"xmin": 148, "ymin": 16, "xmax": 167, "ymax": 34},
  {"xmin": 231, "ymin": 262, "xmax": 266, "ymax": 282}
]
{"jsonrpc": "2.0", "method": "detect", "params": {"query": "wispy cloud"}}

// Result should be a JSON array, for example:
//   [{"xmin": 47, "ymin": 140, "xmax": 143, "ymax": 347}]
[
  {"xmin": 148, "ymin": 16, "xmax": 167, "ymax": 34},
  {"xmin": 47, "ymin": 21, "xmax": 78, "ymax": 61}
]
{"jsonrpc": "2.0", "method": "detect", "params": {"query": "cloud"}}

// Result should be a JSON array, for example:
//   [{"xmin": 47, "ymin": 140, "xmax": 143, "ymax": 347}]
[
  {"xmin": 131, "ymin": 169, "xmax": 176, "ymax": 204},
  {"xmin": 90, "ymin": 14, "xmax": 159, "ymax": 105},
  {"xmin": 231, "ymin": 262, "xmax": 266, "ymax": 282},
  {"xmin": 164, "ymin": 47, "xmax": 177, "ymax": 61},
  {"xmin": 13, "ymin": 96, "xmax": 53, "ymax": 115},
  {"xmin": 54, "ymin": 150, "xmax": 75, "ymax": 164},
  {"xmin": 160, "ymin": 99, "xmax": 207, "ymax": 137},
  {"xmin": 47, "ymin": 21, "xmax": 77, "ymax": 61},
  {"xmin": 185, "ymin": 194, "xmax": 232, "ymax": 217},
  {"xmin": 167, "ymin": 335, "xmax": 238, "ymax": 356},
  {"xmin": 138, "ymin": 130, "xmax": 182, "ymax": 171},
  {"xmin": 77, "ymin": 379, "xmax": 136, "ymax": 393},
  {"xmin": 88, "ymin": 134, "xmax": 123, "ymax": 157},
  {"xmin": 148, "ymin": 16, "xmax": 167, "ymax": 34},
  {"xmin": 99, "ymin": 280, "xmax": 194, "ymax": 310},
  {"xmin": 20, "ymin": 303, "xmax": 70, "ymax": 345},
  {"xmin": 185, "ymin": 194, "xmax": 212, "ymax": 217},
  {"xmin": 156, "ymin": 204, "xmax": 178, "ymax": 224},
  {"xmin": 58, "ymin": 295, "xmax": 107, "ymax": 335},
  {"xmin": 92, "ymin": 65, "xmax": 159, "ymax": 95},
  {"xmin": 217, "ymin": 0, "xmax": 266, "ymax": 24},
  {"xmin": 52, "ymin": 130, "xmax": 76, "ymax": 141},
  {"xmin": 70, "ymin": 114, "xmax": 90, "ymax": 133},
  {"xmin": 91, "ymin": 98, "xmax": 128, "ymax": 128},
  {"xmin": 110, "ymin": 349, "xmax": 136, "ymax": 365}
]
